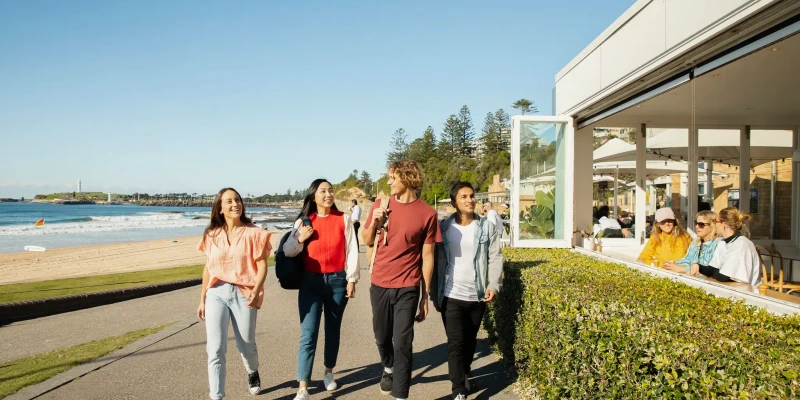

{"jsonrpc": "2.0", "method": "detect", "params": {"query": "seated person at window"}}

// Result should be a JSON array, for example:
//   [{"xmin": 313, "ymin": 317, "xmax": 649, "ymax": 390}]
[
  {"xmin": 636, "ymin": 208, "xmax": 690, "ymax": 268},
  {"xmin": 618, "ymin": 210, "xmax": 633, "ymax": 229},
  {"xmin": 664, "ymin": 210, "xmax": 724, "ymax": 277},
  {"xmin": 701, "ymin": 207, "xmax": 761, "ymax": 285},
  {"xmin": 593, "ymin": 205, "xmax": 623, "ymax": 238}
]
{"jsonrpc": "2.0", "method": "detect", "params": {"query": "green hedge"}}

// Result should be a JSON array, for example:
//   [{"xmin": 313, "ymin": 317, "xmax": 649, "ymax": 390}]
[{"xmin": 485, "ymin": 248, "xmax": 800, "ymax": 399}]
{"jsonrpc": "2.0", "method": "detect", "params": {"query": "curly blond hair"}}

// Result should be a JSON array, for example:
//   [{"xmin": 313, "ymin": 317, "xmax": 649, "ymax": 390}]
[{"xmin": 388, "ymin": 160, "xmax": 423, "ymax": 190}]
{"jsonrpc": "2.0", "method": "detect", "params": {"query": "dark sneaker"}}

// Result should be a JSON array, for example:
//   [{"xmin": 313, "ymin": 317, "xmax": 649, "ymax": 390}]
[
  {"xmin": 379, "ymin": 371, "xmax": 393, "ymax": 395},
  {"xmin": 248, "ymin": 371, "xmax": 261, "ymax": 395}
]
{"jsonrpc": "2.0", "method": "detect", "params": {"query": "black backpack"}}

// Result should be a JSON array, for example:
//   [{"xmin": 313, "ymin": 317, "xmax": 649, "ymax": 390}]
[{"xmin": 274, "ymin": 216, "xmax": 311, "ymax": 290}]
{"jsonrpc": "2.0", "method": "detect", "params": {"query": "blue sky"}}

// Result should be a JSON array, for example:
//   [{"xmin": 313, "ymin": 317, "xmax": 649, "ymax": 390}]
[{"xmin": 0, "ymin": 0, "xmax": 633, "ymax": 198}]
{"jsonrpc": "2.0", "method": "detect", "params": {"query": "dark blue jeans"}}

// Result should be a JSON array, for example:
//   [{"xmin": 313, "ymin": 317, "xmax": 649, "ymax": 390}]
[{"xmin": 297, "ymin": 270, "xmax": 349, "ymax": 382}]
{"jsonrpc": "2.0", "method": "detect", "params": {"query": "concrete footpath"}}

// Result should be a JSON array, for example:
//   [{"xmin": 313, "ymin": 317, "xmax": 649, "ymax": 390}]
[{"xmin": 9, "ymin": 252, "xmax": 517, "ymax": 399}]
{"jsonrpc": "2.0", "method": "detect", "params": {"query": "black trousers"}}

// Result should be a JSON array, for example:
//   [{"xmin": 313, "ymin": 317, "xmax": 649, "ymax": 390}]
[
  {"xmin": 370, "ymin": 285, "xmax": 420, "ymax": 399},
  {"xmin": 440, "ymin": 297, "xmax": 486, "ymax": 398},
  {"xmin": 353, "ymin": 221, "xmax": 361, "ymax": 247}
]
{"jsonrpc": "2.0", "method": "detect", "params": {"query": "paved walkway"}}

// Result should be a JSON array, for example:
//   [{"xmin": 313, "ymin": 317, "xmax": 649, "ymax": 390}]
[{"xmin": 10, "ymin": 252, "xmax": 517, "ymax": 399}]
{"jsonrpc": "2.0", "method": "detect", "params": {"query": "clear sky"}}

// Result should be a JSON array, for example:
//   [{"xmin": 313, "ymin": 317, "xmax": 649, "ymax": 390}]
[{"xmin": 0, "ymin": 0, "xmax": 634, "ymax": 199}]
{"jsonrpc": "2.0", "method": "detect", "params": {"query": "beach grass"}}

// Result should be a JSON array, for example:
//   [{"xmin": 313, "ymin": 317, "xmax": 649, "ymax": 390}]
[
  {"xmin": 0, "ymin": 256, "xmax": 273, "ymax": 304},
  {"xmin": 0, "ymin": 323, "xmax": 171, "ymax": 398}
]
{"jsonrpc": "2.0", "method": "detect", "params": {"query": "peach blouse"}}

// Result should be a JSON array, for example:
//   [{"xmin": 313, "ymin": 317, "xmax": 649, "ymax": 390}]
[{"xmin": 197, "ymin": 224, "xmax": 272, "ymax": 308}]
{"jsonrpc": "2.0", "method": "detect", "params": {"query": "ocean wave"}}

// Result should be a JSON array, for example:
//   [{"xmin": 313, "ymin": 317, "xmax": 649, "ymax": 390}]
[{"xmin": 0, "ymin": 213, "xmax": 208, "ymax": 236}]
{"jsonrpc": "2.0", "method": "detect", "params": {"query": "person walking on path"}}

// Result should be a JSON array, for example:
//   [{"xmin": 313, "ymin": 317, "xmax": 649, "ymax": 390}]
[
  {"xmin": 431, "ymin": 183, "xmax": 502, "ymax": 400},
  {"xmin": 196, "ymin": 188, "xmax": 271, "ymax": 400},
  {"xmin": 362, "ymin": 160, "xmax": 440, "ymax": 400},
  {"xmin": 481, "ymin": 200, "xmax": 505, "ymax": 239},
  {"xmin": 350, "ymin": 199, "xmax": 362, "ymax": 248},
  {"xmin": 283, "ymin": 179, "xmax": 360, "ymax": 400}
]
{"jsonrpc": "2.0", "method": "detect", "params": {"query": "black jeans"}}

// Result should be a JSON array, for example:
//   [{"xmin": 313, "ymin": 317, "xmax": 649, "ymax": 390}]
[
  {"xmin": 370, "ymin": 284, "xmax": 420, "ymax": 399},
  {"xmin": 440, "ymin": 297, "xmax": 486, "ymax": 398},
  {"xmin": 353, "ymin": 221, "xmax": 361, "ymax": 247}
]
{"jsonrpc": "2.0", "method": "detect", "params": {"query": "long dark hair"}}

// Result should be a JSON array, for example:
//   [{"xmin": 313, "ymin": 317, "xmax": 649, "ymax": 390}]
[
  {"xmin": 204, "ymin": 187, "xmax": 252, "ymax": 238},
  {"xmin": 297, "ymin": 179, "xmax": 339, "ymax": 219}
]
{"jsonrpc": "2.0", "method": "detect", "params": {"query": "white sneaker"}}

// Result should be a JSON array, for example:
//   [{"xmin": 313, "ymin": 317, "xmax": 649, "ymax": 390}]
[
  {"xmin": 455, "ymin": 394, "xmax": 467, "ymax": 400},
  {"xmin": 294, "ymin": 388, "xmax": 310, "ymax": 400},
  {"xmin": 323, "ymin": 371, "xmax": 338, "ymax": 391}
]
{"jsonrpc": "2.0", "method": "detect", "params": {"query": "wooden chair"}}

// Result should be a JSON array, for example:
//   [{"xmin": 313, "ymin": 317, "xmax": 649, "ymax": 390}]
[{"xmin": 756, "ymin": 245, "xmax": 800, "ymax": 295}]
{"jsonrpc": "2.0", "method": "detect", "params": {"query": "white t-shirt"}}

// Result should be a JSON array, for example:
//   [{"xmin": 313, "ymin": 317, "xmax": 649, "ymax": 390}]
[
  {"xmin": 351, "ymin": 205, "xmax": 361, "ymax": 222},
  {"xmin": 444, "ymin": 221, "xmax": 479, "ymax": 302},
  {"xmin": 710, "ymin": 236, "xmax": 761, "ymax": 286}
]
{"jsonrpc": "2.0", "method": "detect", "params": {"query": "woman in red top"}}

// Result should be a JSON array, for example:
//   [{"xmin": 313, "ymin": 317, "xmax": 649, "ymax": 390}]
[{"xmin": 283, "ymin": 179, "xmax": 360, "ymax": 400}]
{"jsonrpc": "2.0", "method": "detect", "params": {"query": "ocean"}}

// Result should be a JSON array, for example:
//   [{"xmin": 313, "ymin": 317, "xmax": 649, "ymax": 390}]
[{"xmin": 0, "ymin": 202, "xmax": 298, "ymax": 254}]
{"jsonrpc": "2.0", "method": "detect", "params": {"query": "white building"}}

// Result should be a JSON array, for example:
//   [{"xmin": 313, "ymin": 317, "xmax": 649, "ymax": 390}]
[{"xmin": 510, "ymin": 0, "xmax": 800, "ymax": 313}]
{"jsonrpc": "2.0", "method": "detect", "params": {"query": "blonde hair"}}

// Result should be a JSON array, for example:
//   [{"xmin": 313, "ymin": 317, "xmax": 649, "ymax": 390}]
[
  {"xmin": 718, "ymin": 207, "xmax": 752, "ymax": 238},
  {"xmin": 388, "ymin": 160, "xmax": 424, "ymax": 191},
  {"xmin": 695, "ymin": 210, "xmax": 718, "ymax": 242},
  {"xmin": 652, "ymin": 213, "xmax": 689, "ymax": 247}
]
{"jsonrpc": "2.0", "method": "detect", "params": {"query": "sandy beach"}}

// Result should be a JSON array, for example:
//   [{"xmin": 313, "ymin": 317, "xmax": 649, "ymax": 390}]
[{"xmin": 0, "ymin": 232, "xmax": 284, "ymax": 285}]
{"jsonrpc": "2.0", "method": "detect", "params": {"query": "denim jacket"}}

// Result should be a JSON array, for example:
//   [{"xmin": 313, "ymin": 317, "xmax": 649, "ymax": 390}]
[{"xmin": 430, "ymin": 213, "xmax": 503, "ymax": 308}]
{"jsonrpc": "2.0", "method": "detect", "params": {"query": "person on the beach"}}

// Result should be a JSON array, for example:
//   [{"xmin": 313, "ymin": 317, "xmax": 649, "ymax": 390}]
[
  {"xmin": 196, "ymin": 187, "xmax": 270, "ymax": 400},
  {"xmin": 362, "ymin": 160, "xmax": 439, "ymax": 400},
  {"xmin": 350, "ymin": 199, "xmax": 362, "ymax": 247},
  {"xmin": 283, "ymin": 179, "xmax": 360, "ymax": 400},
  {"xmin": 431, "ymin": 182, "xmax": 502, "ymax": 400}
]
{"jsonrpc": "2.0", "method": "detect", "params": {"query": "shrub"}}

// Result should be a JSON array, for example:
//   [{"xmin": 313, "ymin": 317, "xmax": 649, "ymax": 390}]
[{"xmin": 486, "ymin": 248, "xmax": 800, "ymax": 399}]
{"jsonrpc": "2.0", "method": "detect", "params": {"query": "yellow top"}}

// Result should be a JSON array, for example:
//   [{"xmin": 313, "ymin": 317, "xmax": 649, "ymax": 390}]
[{"xmin": 638, "ymin": 232, "xmax": 691, "ymax": 268}]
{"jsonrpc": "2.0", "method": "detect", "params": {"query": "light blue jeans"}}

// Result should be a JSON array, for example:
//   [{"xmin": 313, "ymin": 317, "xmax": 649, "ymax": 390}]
[{"xmin": 205, "ymin": 282, "xmax": 259, "ymax": 399}]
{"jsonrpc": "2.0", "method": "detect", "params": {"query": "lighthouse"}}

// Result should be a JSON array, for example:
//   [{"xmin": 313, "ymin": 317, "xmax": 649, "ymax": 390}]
[
  {"xmin": 78, "ymin": 179, "xmax": 82, "ymax": 193},
  {"xmin": 108, "ymin": 192, "xmax": 112, "ymax": 202}
]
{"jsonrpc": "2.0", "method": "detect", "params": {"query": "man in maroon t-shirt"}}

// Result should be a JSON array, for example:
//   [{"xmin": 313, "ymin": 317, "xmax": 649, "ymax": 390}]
[{"xmin": 362, "ymin": 160, "xmax": 439, "ymax": 400}]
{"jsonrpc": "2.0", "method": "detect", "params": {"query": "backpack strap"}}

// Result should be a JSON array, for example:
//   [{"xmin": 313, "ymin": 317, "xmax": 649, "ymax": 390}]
[{"xmin": 369, "ymin": 197, "xmax": 390, "ymax": 271}]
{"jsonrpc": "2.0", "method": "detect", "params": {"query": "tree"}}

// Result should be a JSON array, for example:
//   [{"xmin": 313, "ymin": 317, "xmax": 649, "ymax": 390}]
[
  {"xmin": 359, "ymin": 170, "xmax": 372, "ymax": 194},
  {"xmin": 439, "ymin": 115, "xmax": 460, "ymax": 161},
  {"xmin": 480, "ymin": 112, "xmax": 500, "ymax": 156},
  {"xmin": 387, "ymin": 128, "xmax": 408, "ymax": 165},
  {"xmin": 456, "ymin": 105, "xmax": 475, "ymax": 157},
  {"xmin": 406, "ymin": 126, "xmax": 437, "ymax": 165},
  {"xmin": 494, "ymin": 108, "xmax": 511, "ymax": 150},
  {"xmin": 512, "ymin": 99, "xmax": 538, "ymax": 115}
]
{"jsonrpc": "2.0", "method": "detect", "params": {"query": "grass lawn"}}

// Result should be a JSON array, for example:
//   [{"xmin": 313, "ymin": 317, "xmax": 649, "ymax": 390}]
[
  {"xmin": 0, "ymin": 324, "xmax": 171, "ymax": 398},
  {"xmin": 0, "ymin": 256, "xmax": 273, "ymax": 304}
]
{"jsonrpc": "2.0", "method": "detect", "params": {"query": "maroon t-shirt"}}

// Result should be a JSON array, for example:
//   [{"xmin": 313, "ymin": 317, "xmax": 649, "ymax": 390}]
[{"xmin": 365, "ymin": 196, "xmax": 440, "ymax": 288}]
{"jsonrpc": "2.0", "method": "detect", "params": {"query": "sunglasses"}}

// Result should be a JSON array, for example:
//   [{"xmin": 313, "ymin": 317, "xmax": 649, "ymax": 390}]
[
  {"xmin": 658, "ymin": 219, "xmax": 676, "ymax": 225},
  {"xmin": 695, "ymin": 221, "xmax": 711, "ymax": 228}
]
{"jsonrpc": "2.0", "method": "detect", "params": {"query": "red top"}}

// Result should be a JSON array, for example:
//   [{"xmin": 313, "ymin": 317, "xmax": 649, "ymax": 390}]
[
  {"xmin": 365, "ymin": 197, "xmax": 440, "ymax": 288},
  {"xmin": 302, "ymin": 210, "xmax": 347, "ymax": 274}
]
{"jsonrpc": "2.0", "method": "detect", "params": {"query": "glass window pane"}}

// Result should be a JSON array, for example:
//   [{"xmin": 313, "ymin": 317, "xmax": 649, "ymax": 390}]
[
  {"xmin": 518, "ymin": 121, "xmax": 565, "ymax": 240},
  {"xmin": 750, "ymin": 129, "xmax": 793, "ymax": 240}
]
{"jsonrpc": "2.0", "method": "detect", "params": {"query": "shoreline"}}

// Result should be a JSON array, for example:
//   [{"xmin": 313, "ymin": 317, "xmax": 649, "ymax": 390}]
[{"xmin": 0, "ymin": 232, "xmax": 283, "ymax": 285}]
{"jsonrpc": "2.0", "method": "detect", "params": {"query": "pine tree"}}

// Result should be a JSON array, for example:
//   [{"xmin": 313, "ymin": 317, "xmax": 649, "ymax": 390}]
[
  {"xmin": 494, "ymin": 108, "xmax": 511, "ymax": 151},
  {"xmin": 387, "ymin": 128, "xmax": 408, "ymax": 165},
  {"xmin": 480, "ymin": 112, "xmax": 499, "ymax": 155},
  {"xmin": 359, "ymin": 170, "xmax": 372, "ymax": 193},
  {"xmin": 439, "ymin": 115, "xmax": 460, "ymax": 161},
  {"xmin": 512, "ymin": 99, "xmax": 538, "ymax": 115},
  {"xmin": 456, "ymin": 105, "xmax": 474, "ymax": 157}
]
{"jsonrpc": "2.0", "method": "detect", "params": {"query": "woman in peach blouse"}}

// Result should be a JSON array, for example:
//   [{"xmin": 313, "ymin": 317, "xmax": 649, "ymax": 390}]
[{"xmin": 196, "ymin": 188, "xmax": 271, "ymax": 400}]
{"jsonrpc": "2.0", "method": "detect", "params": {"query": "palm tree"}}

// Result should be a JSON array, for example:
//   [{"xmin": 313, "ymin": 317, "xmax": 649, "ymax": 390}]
[{"xmin": 512, "ymin": 99, "xmax": 538, "ymax": 115}]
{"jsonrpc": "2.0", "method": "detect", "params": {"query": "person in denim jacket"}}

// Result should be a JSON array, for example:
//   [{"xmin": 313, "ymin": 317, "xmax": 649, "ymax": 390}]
[
  {"xmin": 430, "ymin": 182, "xmax": 502, "ymax": 400},
  {"xmin": 664, "ymin": 210, "xmax": 724, "ymax": 277}
]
